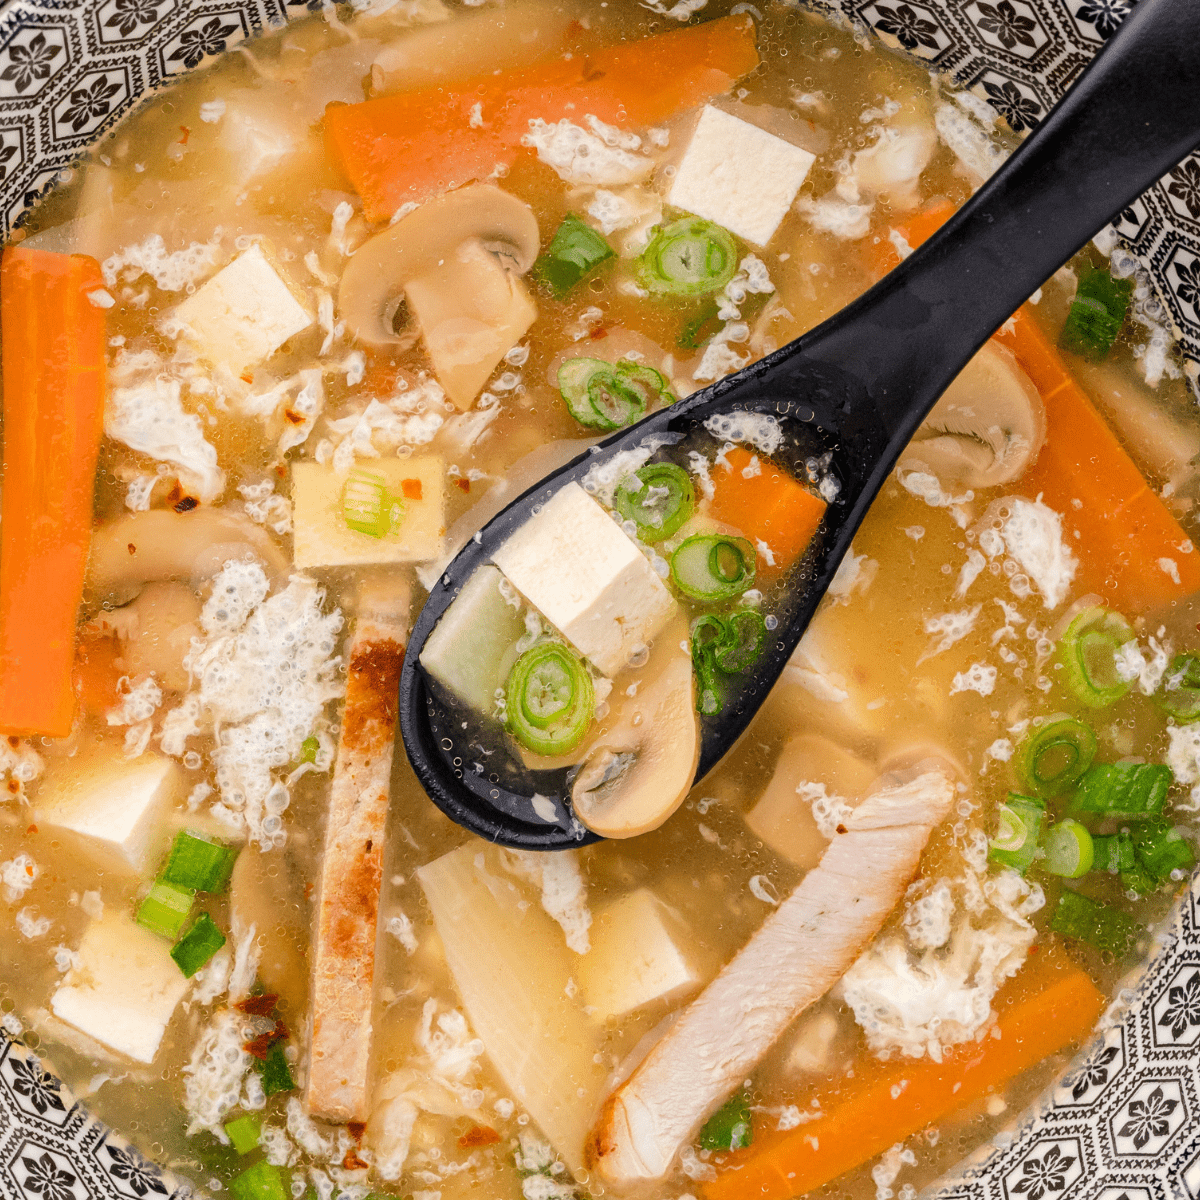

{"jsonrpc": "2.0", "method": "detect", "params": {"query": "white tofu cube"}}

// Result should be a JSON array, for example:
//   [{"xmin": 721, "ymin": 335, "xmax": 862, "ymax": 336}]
[
  {"xmin": 172, "ymin": 243, "xmax": 312, "ymax": 377},
  {"xmin": 577, "ymin": 888, "xmax": 702, "ymax": 1018},
  {"xmin": 292, "ymin": 456, "xmax": 444, "ymax": 569},
  {"xmin": 36, "ymin": 753, "xmax": 183, "ymax": 876},
  {"xmin": 491, "ymin": 482, "xmax": 676, "ymax": 677},
  {"xmin": 419, "ymin": 565, "xmax": 526, "ymax": 715},
  {"xmin": 406, "ymin": 238, "xmax": 537, "ymax": 411},
  {"xmin": 745, "ymin": 735, "xmax": 876, "ymax": 869},
  {"xmin": 51, "ymin": 911, "xmax": 190, "ymax": 1063},
  {"xmin": 667, "ymin": 106, "xmax": 816, "ymax": 247}
]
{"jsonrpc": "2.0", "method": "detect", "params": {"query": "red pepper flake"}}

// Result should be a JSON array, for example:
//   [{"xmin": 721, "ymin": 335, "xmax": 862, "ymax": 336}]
[
  {"xmin": 25, "ymin": 825, "xmax": 36, "ymax": 838},
  {"xmin": 401, "ymin": 478, "xmax": 423, "ymax": 500},
  {"xmin": 243, "ymin": 1021, "xmax": 288, "ymax": 1060},
  {"xmin": 178, "ymin": 125, "xmax": 190, "ymax": 145},
  {"xmin": 241, "ymin": 371, "xmax": 255, "ymax": 384},
  {"xmin": 235, "ymin": 993, "xmax": 280, "ymax": 1017},
  {"xmin": 127, "ymin": 543, "xmax": 137, "ymax": 556},
  {"xmin": 588, "ymin": 325, "xmax": 608, "ymax": 340},
  {"xmin": 7, "ymin": 779, "xmax": 21, "ymax": 795},
  {"xmin": 836, "ymin": 824, "xmax": 847, "ymax": 835},
  {"xmin": 347, "ymin": 1122, "xmax": 366, "ymax": 1142},
  {"xmin": 458, "ymin": 1125, "xmax": 501, "ymax": 1148},
  {"xmin": 8, "ymin": 736, "xmax": 20, "ymax": 749},
  {"xmin": 304, "ymin": 882, "xmax": 315, "ymax": 900},
  {"xmin": 455, "ymin": 478, "xmax": 471, "ymax": 493},
  {"xmin": 284, "ymin": 408, "xmax": 305, "ymax": 425},
  {"xmin": 342, "ymin": 1149, "xmax": 369, "ymax": 1171},
  {"xmin": 275, "ymin": 464, "xmax": 287, "ymax": 478},
  {"xmin": 173, "ymin": 496, "xmax": 198, "ymax": 514}
]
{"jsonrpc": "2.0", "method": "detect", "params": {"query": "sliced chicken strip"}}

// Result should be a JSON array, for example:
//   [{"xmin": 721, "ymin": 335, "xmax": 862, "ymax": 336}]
[
  {"xmin": 307, "ymin": 578, "xmax": 411, "ymax": 1123},
  {"xmin": 586, "ymin": 769, "xmax": 955, "ymax": 1186}
]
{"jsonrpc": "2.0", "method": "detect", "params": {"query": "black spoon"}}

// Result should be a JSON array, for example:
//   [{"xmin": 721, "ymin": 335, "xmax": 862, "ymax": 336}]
[{"xmin": 398, "ymin": 0, "xmax": 1200, "ymax": 849}]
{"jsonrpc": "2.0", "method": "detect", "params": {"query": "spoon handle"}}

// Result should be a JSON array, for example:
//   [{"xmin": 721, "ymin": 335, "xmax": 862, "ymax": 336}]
[{"xmin": 764, "ymin": 0, "xmax": 1200, "ymax": 446}]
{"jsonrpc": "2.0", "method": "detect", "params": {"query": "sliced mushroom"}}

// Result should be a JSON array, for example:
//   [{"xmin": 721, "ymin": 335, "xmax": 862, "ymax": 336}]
[
  {"xmin": 88, "ymin": 508, "xmax": 288, "ymax": 605},
  {"xmin": 89, "ymin": 582, "xmax": 202, "ymax": 693},
  {"xmin": 572, "ymin": 652, "xmax": 699, "ymax": 839},
  {"xmin": 337, "ymin": 184, "xmax": 540, "ymax": 347},
  {"xmin": 899, "ymin": 342, "xmax": 1046, "ymax": 489}
]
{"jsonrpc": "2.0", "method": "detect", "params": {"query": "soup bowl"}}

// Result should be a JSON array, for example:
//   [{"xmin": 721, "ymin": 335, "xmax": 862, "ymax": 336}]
[{"xmin": 1, "ymin": 1, "xmax": 1199, "ymax": 1199}]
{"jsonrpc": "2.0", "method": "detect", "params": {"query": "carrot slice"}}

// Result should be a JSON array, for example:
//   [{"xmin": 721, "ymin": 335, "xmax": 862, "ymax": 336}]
[
  {"xmin": 709, "ymin": 447, "xmax": 826, "ymax": 574},
  {"xmin": 325, "ymin": 15, "xmax": 760, "ymax": 222},
  {"xmin": 0, "ymin": 247, "xmax": 107, "ymax": 737},
  {"xmin": 869, "ymin": 204, "xmax": 1200, "ymax": 612},
  {"xmin": 861, "ymin": 197, "xmax": 956, "ymax": 277},
  {"xmin": 704, "ymin": 945, "xmax": 1103, "ymax": 1200}
]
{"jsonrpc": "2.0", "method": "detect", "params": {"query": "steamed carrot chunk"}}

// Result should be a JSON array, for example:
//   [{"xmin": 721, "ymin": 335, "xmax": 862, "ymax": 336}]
[
  {"xmin": 325, "ymin": 15, "xmax": 760, "ymax": 222},
  {"xmin": 0, "ymin": 248, "xmax": 107, "ymax": 737},
  {"xmin": 709, "ymin": 447, "xmax": 826, "ymax": 574}
]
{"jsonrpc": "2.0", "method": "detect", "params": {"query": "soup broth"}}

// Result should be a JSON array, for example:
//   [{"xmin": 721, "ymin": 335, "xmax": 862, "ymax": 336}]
[{"xmin": 1, "ymin": 4, "xmax": 1198, "ymax": 1200}]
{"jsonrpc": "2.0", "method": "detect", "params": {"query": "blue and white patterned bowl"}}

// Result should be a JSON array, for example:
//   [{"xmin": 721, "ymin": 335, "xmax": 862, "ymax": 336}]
[{"xmin": 1, "ymin": 2, "xmax": 1200, "ymax": 1198}]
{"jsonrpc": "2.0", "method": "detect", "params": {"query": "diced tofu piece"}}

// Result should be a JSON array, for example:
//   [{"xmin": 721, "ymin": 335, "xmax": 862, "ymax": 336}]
[
  {"xmin": 35, "ymin": 753, "xmax": 183, "ymax": 875},
  {"xmin": 783, "ymin": 1008, "xmax": 842, "ymax": 1075},
  {"xmin": 50, "ymin": 911, "xmax": 190, "ymax": 1063},
  {"xmin": 577, "ymin": 888, "xmax": 702, "ymax": 1018},
  {"xmin": 492, "ymin": 482, "xmax": 676, "ymax": 677},
  {"xmin": 292, "ymin": 456, "xmax": 444, "ymax": 569},
  {"xmin": 172, "ymin": 243, "xmax": 312, "ymax": 377},
  {"xmin": 667, "ymin": 105, "xmax": 816, "ymax": 246},
  {"xmin": 405, "ymin": 237, "xmax": 537, "ymax": 411},
  {"xmin": 745, "ymin": 735, "xmax": 876, "ymax": 869},
  {"xmin": 419, "ymin": 565, "xmax": 526, "ymax": 715}
]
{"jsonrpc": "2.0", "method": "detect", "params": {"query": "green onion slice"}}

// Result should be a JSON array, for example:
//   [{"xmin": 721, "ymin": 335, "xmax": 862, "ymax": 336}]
[
  {"xmin": 1155, "ymin": 653, "xmax": 1200, "ymax": 722},
  {"xmin": 671, "ymin": 535, "xmax": 757, "ymax": 602},
  {"xmin": 614, "ymin": 361, "xmax": 675, "ymax": 409},
  {"xmin": 230, "ymin": 1161, "xmax": 289, "ymax": 1200},
  {"xmin": 614, "ymin": 462, "xmax": 695, "ymax": 542},
  {"xmin": 257, "ymin": 1041, "xmax": 295, "ymax": 1097},
  {"xmin": 1017, "ymin": 714, "xmax": 1097, "ymax": 797},
  {"xmin": 714, "ymin": 610, "xmax": 767, "ymax": 673},
  {"xmin": 1068, "ymin": 761, "xmax": 1171, "ymax": 820},
  {"xmin": 588, "ymin": 369, "xmax": 645, "ymax": 429},
  {"xmin": 1130, "ymin": 819, "xmax": 1196, "ymax": 882},
  {"xmin": 170, "ymin": 912, "xmax": 227, "ymax": 978},
  {"xmin": 1093, "ymin": 830, "xmax": 1136, "ymax": 874},
  {"xmin": 1050, "ymin": 889, "xmax": 1139, "ymax": 957},
  {"xmin": 135, "ymin": 880, "xmax": 195, "ymax": 941},
  {"xmin": 505, "ymin": 643, "xmax": 594, "ymax": 756},
  {"xmin": 1059, "ymin": 266, "xmax": 1134, "ymax": 362},
  {"xmin": 534, "ymin": 213, "xmax": 614, "ymax": 299},
  {"xmin": 637, "ymin": 217, "xmax": 738, "ymax": 297},
  {"xmin": 1042, "ymin": 818, "xmax": 1095, "ymax": 878},
  {"xmin": 161, "ymin": 829, "xmax": 238, "ymax": 894},
  {"xmin": 342, "ymin": 468, "xmax": 403, "ymax": 539},
  {"xmin": 558, "ymin": 358, "xmax": 670, "ymax": 430},
  {"xmin": 224, "ymin": 1113, "xmax": 262, "ymax": 1156},
  {"xmin": 698, "ymin": 1091, "xmax": 753, "ymax": 1152},
  {"xmin": 1057, "ymin": 605, "xmax": 1134, "ymax": 708},
  {"xmin": 988, "ymin": 794, "xmax": 1045, "ymax": 875}
]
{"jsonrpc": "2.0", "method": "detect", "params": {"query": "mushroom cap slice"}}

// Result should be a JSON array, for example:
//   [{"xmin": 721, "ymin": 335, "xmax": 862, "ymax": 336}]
[
  {"xmin": 900, "ymin": 341, "xmax": 1046, "ymax": 489},
  {"xmin": 572, "ymin": 655, "xmax": 699, "ymax": 838},
  {"xmin": 337, "ymin": 184, "xmax": 540, "ymax": 347}
]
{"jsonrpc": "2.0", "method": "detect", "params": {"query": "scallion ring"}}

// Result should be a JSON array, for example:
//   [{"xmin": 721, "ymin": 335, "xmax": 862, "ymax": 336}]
[
  {"xmin": 671, "ymin": 535, "xmax": 757, "ymax": 602},
  {"xmin": 1057, "ymin": 605, "xmax": 1134, "ymax": 708},
  {"xmin": 713, "ymin": 610, "xmax": 767, "ymax": 673},
  {"xmin": 505, "ymin": 643, "xmax": 594, "ymax": 756},
  {"xmin": 1017, "ymin": 714, "xmax": 1097, "ymax": 797},
  {"xmin": 614, "ymin": 462, "xmax": 695, "ymax": 542},
  {"xmin": 557, "ymin": 357, "xmax": 663, "ymax": 430},
  {"xmin": 1042, "ymin": 818, "xmax": 1095, "ymax": 878},
  {"xmin": 637, "ymin": 217, "xmax": 738, "ymax": 297},
  {"xmin": 587, "ymin": 370, "xmax": 645, "ymax": 429},
  {"xmin": 1154, "ymin": 653, "xmax": 1200, "ymax": 723}
]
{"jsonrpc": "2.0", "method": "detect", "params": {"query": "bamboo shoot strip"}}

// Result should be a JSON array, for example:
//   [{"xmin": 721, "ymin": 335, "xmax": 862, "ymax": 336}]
[
  {"xmin": 307, "ymin": 581, "xmax": 411, "ymax": 1123},
  {"xmin": 0, "ymin": 248, "xmax": 107, "ymax": 737}
]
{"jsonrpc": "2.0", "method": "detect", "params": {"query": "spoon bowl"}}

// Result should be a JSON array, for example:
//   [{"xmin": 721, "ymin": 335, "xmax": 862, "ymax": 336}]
[{"xmin": 399, "ymin": 0, "xmax": 1200, "ymax": 848}]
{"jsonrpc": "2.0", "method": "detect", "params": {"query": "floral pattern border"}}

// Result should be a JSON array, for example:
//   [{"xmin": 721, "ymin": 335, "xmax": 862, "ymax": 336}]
[{"xmin": 0, "ymin": 0, "xmax": 1199, "ymax": 1198}]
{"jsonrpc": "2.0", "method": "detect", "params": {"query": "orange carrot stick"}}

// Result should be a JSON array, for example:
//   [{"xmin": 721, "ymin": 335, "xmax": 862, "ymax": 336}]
[
  {"xmin": 709, "ymin": 447, "xmax": 826, "ymax": 575},
  {"xmin": 861, "ymin": 198, "xmax": 956, "ymax": 277},
  {"xmin": 868, "ymin": 204, "xmax": 1200, "ymax": 612},
  {"xmin": 705, "ymin": 945, "xmax": 1103, "ymax": 1200},
  {"xmin": 325, "ymin": 16, "xmax": 760, "ymax": 222},
  {"xmin": 0, "ymin": 248, "xmax": 107, "ymax": 737}
]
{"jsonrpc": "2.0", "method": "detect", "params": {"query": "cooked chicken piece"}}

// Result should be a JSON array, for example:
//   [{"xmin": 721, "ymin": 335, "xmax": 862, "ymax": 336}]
[
  {"xmin": 307, "ymin": 579, "xmax": 411, "ymax": 1123},
  {"xmin": 586, "ymin": 769, "xmax": 955, "ymax": 1185}
]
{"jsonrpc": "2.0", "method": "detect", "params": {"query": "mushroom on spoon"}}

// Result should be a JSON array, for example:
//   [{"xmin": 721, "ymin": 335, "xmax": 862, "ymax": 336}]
[{"xmin": 398, "ymin": 0, "xmax": 1200, "ymax": 849}]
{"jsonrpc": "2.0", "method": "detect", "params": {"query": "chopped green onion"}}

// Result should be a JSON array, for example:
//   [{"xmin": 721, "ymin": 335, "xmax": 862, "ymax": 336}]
[
  {"xmin": 614, "ymin": 462, "xmax": 695, "ymax": 542},
  {"xmin": 162, "ymin": 829, "xmax": 238, "ymax": 893},
  {"xmin": 299, "ymin": 735, "xmax": 320, "ymax": 765},
  {"xmin": 1016, "ymin": 715, "xmax": 1097, "ymax": 797},
  {"xmin": 611, "ymin": 360, "xmax": 674, "ymax": 410},
  {"xmin": 171, "ymin": 913, "xmax": 227, "ymax": 978},
  {"xmin": 1154, "ymin": 653, "xmax": 1200, "ymax": 722},
  {"xmin": 1130, "ymin": 819, "xmax": 1196, "ymax": 882},
  {"xmin": 988, "ymin": 794, "xmax": 1045, "ymax": 875},
  {"xmin": 671, "ymin": 535, "xmax": 756, "ymax": 603},
  {"xmin": 1121, "ymin": 861, "xmax": 1160, "ymax": 896},
  {"xmin": 558, "ymin": 357, "xmax": 611, "ymax": 427},
  {"xmin": 558, "ymin": 358, "xmax": 669, "ymax": 431},
  {"xmin": 1057, "ymin": 606, "xmax": 1134, "ymax": 708},
  {"xmin": 534, "ymin": 213, "xmax": 614, "ymax": 298},
  {"xmin": 1050, "ymin": 889, "xmax": 1140, "ymax": 957},
  {"xmin": 678, "ymin": 300, "xmax": 722, "ymax": 350},
  {"xmin": 224, "ymin": 1114, "xmax": 262, "ymax": 1155},
  {"xmin": 505, "ymin": 643, "xmax": 594, "ymax": 756},
  {"xmin": 1059, "ymin": 266, "xmax": 1134, "ymax": 362},
  {"xmin": 714, "ymin": 610, "xmax": 768, "ymax": 674},
  {"xmin": 230, "ymin": 1161, "xmax": 289, "ymax": 1200},
  {"xmin": 342, "ymin": 468, "xmax": 402, "ymax": 539},
  {"xmin": 1042, "ymin": 819, "xmax": 1095, "ymax": 878},
  {"xmin": 1068, "ymin": 761, "xmax": 1171, "ymax": 821},
  {"xmin": 588, "ymin": 369, "xmax": 646, "ymax": 429},
  {"xmin": 1092, "ymin": 830, "xmax": 1136, "ymax": 874},
  {"xmin": 257, "ymin": 1040, "xmax": 295, "ymax": 1097},
  {"xmin": 698, "ymin": 1091, "xmax": 753, "ymax": 1152},
  {"xmin": 637, "ymin": 217, "xmax": 737, "ymax": 297},
  {"xmin": 135, "ymin": 880, "xmax": 195, "ymax": 940}
]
